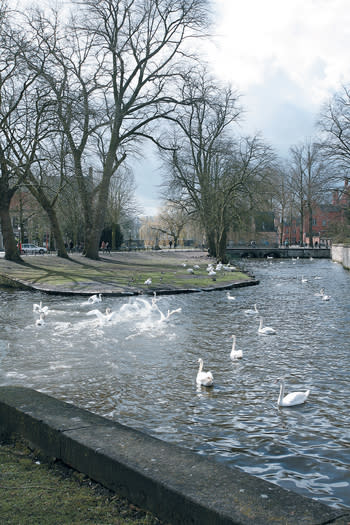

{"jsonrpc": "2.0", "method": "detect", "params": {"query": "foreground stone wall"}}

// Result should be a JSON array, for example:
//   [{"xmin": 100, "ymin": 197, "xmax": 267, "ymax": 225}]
[
  {"xmin": 0, "ymin": 387, "xmax": 349, "ymax": 525},
  {"xmin": 331, "ymin": 244, "xmax": 350, "ymax": 269}
]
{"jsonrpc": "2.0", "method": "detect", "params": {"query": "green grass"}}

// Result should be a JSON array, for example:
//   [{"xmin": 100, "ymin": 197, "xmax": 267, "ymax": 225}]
[
  {"xmin": 0, "ymin": 440, "xmax": 163, "ymax": 525},
  {"xmin": 0, "ymin": 252, "xmax": 250, "ymax": 293}
]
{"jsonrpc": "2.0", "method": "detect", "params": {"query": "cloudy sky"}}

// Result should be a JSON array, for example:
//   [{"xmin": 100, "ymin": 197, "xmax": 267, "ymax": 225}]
[{"xmin": 136, "ymin": 0, "xmax": 350, "ymax": 215}]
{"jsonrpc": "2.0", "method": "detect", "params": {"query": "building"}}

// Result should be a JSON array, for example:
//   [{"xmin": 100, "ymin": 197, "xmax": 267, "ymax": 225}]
[{"xmin": 280, "ymin": 179, "xmax": 350, "ymax": 247}]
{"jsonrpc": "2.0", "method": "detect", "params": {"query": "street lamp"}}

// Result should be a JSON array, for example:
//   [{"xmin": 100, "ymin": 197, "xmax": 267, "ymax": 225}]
[{"xmin": 17, "ymin": 226, "xmax": 21, "ymax": 253}]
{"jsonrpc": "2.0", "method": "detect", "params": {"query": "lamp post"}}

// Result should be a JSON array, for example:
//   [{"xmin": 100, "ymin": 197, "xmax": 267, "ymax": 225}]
[{"xmin": 18, "ymin": 226, "xmax": 22, "ymax": 253}]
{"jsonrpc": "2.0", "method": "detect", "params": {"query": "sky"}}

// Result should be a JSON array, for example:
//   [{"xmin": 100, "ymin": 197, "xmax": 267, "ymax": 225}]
[
  {"xmin": 16, "ymin": 0, "xmax": 350, "ymax": 216},
  {"xmin": 135, "ymin": 0, "xmax": 350, "ymax": 215}
]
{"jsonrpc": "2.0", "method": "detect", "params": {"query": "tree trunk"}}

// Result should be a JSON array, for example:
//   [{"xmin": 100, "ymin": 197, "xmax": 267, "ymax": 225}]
[
  {"xmin": 308, "ymin": 204, "xmax": 313, "ymax": 247},
  {"xmin": 216, "ymin": 229, "xmax": 228, "ymax": 263},
  {"xmin": 46, "ymin": 207, "xmax": 69, "ymax": 258},
  {"xmin": 0, "ymin": 203, "xmax": 22, "ymax": 263}
]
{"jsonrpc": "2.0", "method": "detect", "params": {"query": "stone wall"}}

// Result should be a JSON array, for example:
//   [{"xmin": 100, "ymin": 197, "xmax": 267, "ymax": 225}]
[{"xmin": 331, "ymin": 244, "xmax": 350, "ymax": 270}]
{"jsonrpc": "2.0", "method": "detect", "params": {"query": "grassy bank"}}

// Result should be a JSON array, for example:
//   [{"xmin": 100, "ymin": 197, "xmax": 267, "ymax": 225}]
[
  {"xmin": 0, "ymin": 250, "xmax": 251, "ymax": 294},
  {"xmin": 0, "ymin": 439, "xmax": 164, "ymax": 525}
]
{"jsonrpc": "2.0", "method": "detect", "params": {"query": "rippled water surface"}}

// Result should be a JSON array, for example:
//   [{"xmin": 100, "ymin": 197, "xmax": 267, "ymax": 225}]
[{"xmin": 0, "ymin": 257, "xmax": 349, "ymax": 509}]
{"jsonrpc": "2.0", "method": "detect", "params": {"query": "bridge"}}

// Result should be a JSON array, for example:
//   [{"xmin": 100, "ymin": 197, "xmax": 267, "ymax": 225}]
[{"xmin": 226, "ymin": 246, "xmax": 331, "ymax": 259}]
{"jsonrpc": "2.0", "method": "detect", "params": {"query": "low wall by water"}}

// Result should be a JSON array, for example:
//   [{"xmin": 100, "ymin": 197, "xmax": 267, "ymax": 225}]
[
  {"xmin": 331, "ymin": 244, "xmax": 350, "ymax": 270},
  {"xmin": 0, "ymin": 387, "xmax": 349, "ymax": 525}
]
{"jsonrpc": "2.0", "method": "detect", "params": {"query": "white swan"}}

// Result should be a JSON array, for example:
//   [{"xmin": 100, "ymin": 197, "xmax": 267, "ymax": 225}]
[
  {"xmin": 196, "ymin": 358, "xmax": 214, "ymax": 387},
  {"xmin": 301, "ymin": 276, "xmax": 308, "ymax": 283},
  {"xmin": 144, "ymin": 278, "xmax": 152, "ymax": 285},
  {"xmin": 321, "ymin": 292, "xmax": 331, "ymax": 301},
  {"xmin": 87, "ymin": 307, "xmax": 114, "ymax": 322},
  {"xmin": 226, "ymin": 292, "xmax": 236, "ymax": 301},
  {"xmin": 244, "ymin": 304, "xmax": 258, "ymax": 314},
  {"xmin": 275, "ymin": 378, "xmax": 310, "ymax": 407},
  {"xmin": 258, "ymin": 317, "xmax": 276, "ymax": 335},
  {"xmin": 154, "ymin": 303, "xmax": 182, "ymax": 322},
  {"xmin": 87, "ymin": 293, "xmax": 102, "ymax": 304},
  {"xmin": 33, "ymin": 301, "xmax": 49, "ymax": 315},
  {"xmin": 230, "ymin": 335, "xmax": 243, "ymax": 360}
]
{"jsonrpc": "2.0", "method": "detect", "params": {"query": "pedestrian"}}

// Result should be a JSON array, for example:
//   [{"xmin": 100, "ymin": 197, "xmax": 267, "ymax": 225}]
[
  {"xmin": 69, "ymin": 240, "xmax": 74, "ymax": 253},
  {"xmin": 101, "ymin": 241, "xmax": 106, "ymax": 253},
  {"xmin": 169, "ymin": 240, "xmax": 172, "ymax": 249},
  {"xmin": 105, "ymin": 241, "xmax": 110, "ymax": 254}
]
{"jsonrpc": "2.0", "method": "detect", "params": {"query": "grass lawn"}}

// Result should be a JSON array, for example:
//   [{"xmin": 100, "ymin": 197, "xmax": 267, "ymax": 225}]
[{"xmin": 0, "ymin": 251, "xmax": 251, "ymax": 294}]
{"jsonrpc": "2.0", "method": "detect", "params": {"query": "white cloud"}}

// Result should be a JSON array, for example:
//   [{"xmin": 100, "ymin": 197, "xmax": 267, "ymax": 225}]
[
  {"xmin": 210, "ymin": 0, "xmax": 350, "ymax": 104},
  {"xmin": 201, "ymin": 0, "xmax": 350, "ymax": 154}
]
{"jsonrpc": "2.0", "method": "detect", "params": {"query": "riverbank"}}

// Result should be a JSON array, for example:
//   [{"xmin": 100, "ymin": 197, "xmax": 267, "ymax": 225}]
[
  {"xmin": 0, "ymin": 438, "xmax": 164, "ymax": 525},
  {"xmin": 0, "ymin": 250, "xmax": 257, "ymax": 295},
  {"xmin": 1, "ymin": 386, "xmax": 349, "ymax": 525}
]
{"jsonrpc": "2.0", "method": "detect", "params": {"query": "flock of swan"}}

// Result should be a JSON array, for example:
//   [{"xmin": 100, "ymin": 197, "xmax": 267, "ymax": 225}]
[
  {"xmin": 33, "ymin": 258, "xmax": 317, "ymax": 409},
  {"xmin": 33, "ymin": 292, "xmax": 182, "ymax": 332},
  {"xmin": 195, "ymin": 263, "xmax": 318, "ymax": 407}
]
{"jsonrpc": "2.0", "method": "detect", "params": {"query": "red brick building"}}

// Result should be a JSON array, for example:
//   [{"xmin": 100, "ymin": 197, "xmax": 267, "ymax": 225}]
[{"xmin": 281, "ymin": 179, "xmax": 350, "ymax": 247}]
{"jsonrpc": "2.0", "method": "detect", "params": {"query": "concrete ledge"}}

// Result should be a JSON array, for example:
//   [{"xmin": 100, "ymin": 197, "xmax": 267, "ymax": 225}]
[{"xmin": 0, "ymin": 387, "xmax": 348, "ymax": 525}]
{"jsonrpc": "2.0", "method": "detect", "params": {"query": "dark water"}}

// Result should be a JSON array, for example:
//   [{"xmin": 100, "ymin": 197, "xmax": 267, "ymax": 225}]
[{"xmin": 0, "ymin": 257, "xmax": 349, "ymax": 509}]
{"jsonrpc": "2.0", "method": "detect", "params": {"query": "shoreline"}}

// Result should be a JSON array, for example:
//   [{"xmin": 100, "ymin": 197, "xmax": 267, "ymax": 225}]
[{"xmin": 0, "ymin": 250, "xmax": 258, "ymax": 296}]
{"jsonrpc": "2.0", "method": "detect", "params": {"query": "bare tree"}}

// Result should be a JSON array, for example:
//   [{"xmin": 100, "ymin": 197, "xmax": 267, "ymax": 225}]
[
  {"xmin": 0, "ymin": 2, "xmax": 40, "ymax": 262},
  {"xmin": 289, "ymin": 140, "xmax": 331, "ymax": 247},
  {"xmin": 23, "ymin": 0, "xmax": 210, "ymax": 259},
  {"xmin": 160, "ymin": 71, "xmax": 275, "ymax": 260},
  {"xmin": 105, "ymin": 167, "xmax": 140, "ymax": 249},
  {"xmin": 156, "ymin": 203, "xmax": 188, "ymax": 247}
]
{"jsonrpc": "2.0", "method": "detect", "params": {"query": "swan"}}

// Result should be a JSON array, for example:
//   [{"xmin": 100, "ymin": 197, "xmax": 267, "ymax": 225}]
[
  {"xmin": 226, "ymin": 292, "xmax": 236, "ymax": 301},
  {"xmin": 154, "ymin": 303, "xmax": 182, "ymax": 322},
  {"xmin": 275, "ymin": 378, "xmax": 310, "ymax": 407},
  {"xmin": 87, "ymin": 307, "xmax": 114, "ymax": 322},
  {"xmin": 196, "ymin": 358, "xmax": 214, "ymax": 387},
  {"xmin": 321, "ymin": 291, "xmax": 331, "ymax": 301},
  {"xmin": 230, "ymin": 335, "xmax": 243, "ymax": 359},
  {"xmin": 187, "ymin": 268, "xmax": 194, "ymax": 274},
  {"xmin": 301, "ymin": 276, "xmax": 308, "ymax": 283},
  {"xmin": 244, "ymin": 304, "xmax": 258, "ymax": 314},
  {"xmin": 35, "ymin": 313, "xmax": 46, "ymax": 326},
  {"xmin": 151, "ymin": 292, "xmax": 159, "ymax": 309},
  {"xmin": 144, "ymin": 278, "xmax": 152, "ymax": 285},
  {"xmin": 87, "ymin": 293, "xmax": 102, "ymax": 304},
  {"xmin": 258, "ymin": 317, "xmax": 276, "ymax": 335},
  {"xmin": 33, "ymin": 301, "xmax": 49, "ymax": 315}
]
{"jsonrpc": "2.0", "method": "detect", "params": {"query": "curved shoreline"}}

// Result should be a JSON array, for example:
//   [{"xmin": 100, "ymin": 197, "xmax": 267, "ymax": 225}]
[{"xmin": 0, "ymin": 250, "xmax": 259, "ymax": 296}]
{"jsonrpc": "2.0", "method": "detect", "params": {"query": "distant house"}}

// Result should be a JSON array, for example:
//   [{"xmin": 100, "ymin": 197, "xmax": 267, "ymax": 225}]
[{"xmin": 280, "ymin": 179, "xmax": 350, "ymax": 246}]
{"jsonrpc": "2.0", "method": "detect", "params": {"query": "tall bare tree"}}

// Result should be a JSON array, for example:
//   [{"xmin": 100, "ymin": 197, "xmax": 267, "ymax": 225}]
[
  {"xmin": 289, "ymin": 140, "xmax": 330, "ymax": 247},
  {"xmin": 160, "ymin": 72, "xmax": 275, "ymax": 260},
  {"xmin": 23, "ymin": 0, "xmax": 209, "ymax": 259},
  {"xmin": 0, "ymin": 2, "xmax": 40, "ymax": 262}
]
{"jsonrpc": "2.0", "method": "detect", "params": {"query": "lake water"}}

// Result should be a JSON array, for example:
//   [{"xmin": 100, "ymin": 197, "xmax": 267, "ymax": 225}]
[{"xmin": 0, "ymin": 257, "xmax": 349, "ymax": 509}]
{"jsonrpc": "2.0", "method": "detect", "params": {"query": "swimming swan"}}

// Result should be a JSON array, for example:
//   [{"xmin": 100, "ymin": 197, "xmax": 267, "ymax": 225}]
[
  {"xmin": 226, "ymin": 292, "xmax": 236, "ymax": 301},
  {"xmin": 244, "ymin": 304, "xmax": 258, "ymax": 314},
  {"xmin": 196, "ymin": 358, "xmax": 214, "ymax": 387},
  {"xmin": 275, "ymin": 378, "xmax": 310, "ymax": 407},
  {"xmin": 230, "ymin": 335, "xmax": 243, "ymax": 359},
  {"xmin": 80, "ymin": 294, "xmax": 103, "ymax": 306},
  {"xmin": 258, "ymin": 317, "xmax": 276, "ymax": 335}
]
